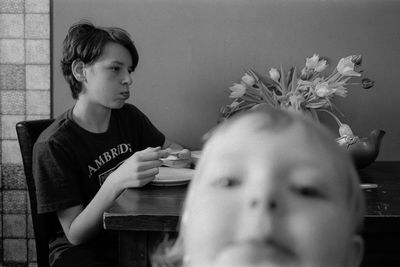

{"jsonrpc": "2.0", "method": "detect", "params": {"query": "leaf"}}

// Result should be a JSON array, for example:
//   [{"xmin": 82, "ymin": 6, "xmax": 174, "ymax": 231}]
[
  {"xmin": 240, "ymin": 95, "xmax": 262, "ymax": 104},
  {"xmin": 249, "ymin": 68, "xmax": 280, "ymax": 89},
  {"xmin": 287, "ymin": 67, "xmax": 294, "ymax": 87},
  {"xmin": 290, "ymin": 67, "xmax": 298, "ymax": 93},
  {"xmin": 279, "ymin": 65, "xmax": 287, "ymax": 94},
  {"xmin": 308, "ymin": 109, "xmax": 320, "ymax": 122},
  {"xmin": 259, "ymin": 83, "xmax": 278, "ymax": 107}
]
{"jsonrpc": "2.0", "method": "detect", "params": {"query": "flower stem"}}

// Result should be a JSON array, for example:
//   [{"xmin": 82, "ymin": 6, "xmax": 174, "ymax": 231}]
[{"xmin": 316, "ymin": 109, "xmax": 342, "ymax": 127}]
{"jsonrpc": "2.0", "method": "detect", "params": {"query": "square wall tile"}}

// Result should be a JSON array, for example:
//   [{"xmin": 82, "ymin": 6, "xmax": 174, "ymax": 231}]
[
  {"xmin": 3, "ymin": 214, "xmax": 27, "ymax": 238},
  {"xmin": 0, "ymin": 14, "xmax": 24, "ymax": 38},
  {"xmin": 3, "ymin": 238, "xmax": 27, "ymax": 262},
  {"xmin": 3, "ymin": 190, "xmax": 27, "ymax": 214},
  {"xmin": 1, "ymin": 115, "xmax": 25, "ymax": 139},
  {"xmin": 0, "ymin": 64, "xmax": 25, "ymax": 90},
  {"xmin": 25, "ymin": 14, "xmax": 50, "ymax": 39},
  {"xmin": 26, "ymin": 114, "xmax": 50, "ymax": 121},
  {"xmin": 2, "ymin": 140, "xmax": 23, "ymax": 164},
  {"xmin": 26, "ymin": 0, "xmax": 50, "ymax": 13},
  {"xmin": 2, "ymin": 163, "xmax": 26, "ymax": 190},
  {"xmin": 26, "ymin": 40, "xmax": 50, "ymax": 64},
  {"xmin": 0, "ymin": 0, "xmax": 24, "ymax": 13},
  {"xmin": 27, "ymin": 215, "xmax": 34, "ymax": 238},
  {"xmin": 26, "ymin": 90, "xmax": 50, "ymax": 115},
  {"xmin": 0, "ymin": 39, "xmax": 25, "ymax": 64},
  {"xmin": 26, "ymin": 65, "xmax": 50, "ymax": 90},
  {"xmin": 28, "ymin": 239, "xmax": 37, "ymax": 262},
  {"xmin": 27, "ymin": 191, "xmax": 32, "ymax": 214},
  {"xmin": 1, "ymin": 90, "xmax": 25, "ymax": 115}
]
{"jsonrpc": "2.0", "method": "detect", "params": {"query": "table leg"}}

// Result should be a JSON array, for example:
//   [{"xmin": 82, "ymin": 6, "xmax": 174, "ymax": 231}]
[{"xmin": 118, "ymin": 231, "xmax": 148, "ymax": 267}]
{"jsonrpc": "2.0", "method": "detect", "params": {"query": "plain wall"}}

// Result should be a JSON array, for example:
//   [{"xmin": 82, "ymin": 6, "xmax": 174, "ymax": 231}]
[{"xmin": 53, "ymin": 0, "xmax": 400, "ymax": 160}]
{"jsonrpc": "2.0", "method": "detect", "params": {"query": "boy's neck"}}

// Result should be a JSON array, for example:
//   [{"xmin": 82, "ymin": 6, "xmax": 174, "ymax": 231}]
[{"xmin": 72, "ymin": 100, "xmax": 111, "ymax": 133}]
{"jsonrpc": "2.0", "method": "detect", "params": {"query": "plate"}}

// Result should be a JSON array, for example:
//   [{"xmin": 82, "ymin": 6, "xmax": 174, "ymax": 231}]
[
  {"xmin": 151, "ymin": 167, "xmax": 195, "ymax": 186},
  {"xmin": 191, "ymin": 150, "xmax": 202, "ymax": 165}
]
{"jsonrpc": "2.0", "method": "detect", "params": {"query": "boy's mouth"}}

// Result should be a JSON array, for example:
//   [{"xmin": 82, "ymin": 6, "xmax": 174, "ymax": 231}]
[{"xmin": 120, "ymin": 92, "xmax": 130, "ymax": 99}]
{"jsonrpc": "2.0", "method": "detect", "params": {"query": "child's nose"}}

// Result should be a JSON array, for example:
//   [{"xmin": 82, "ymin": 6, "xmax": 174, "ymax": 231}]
[
  {"xmin": 250, "ymin": 198, "xmax": 278, "ymax": 211},
  {"xmin": 236, "ymin": 189, "xmax": 284, "ymax": 241}
]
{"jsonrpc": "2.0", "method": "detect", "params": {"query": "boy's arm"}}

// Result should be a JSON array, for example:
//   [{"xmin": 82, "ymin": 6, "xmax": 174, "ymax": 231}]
[
  {"xmin": 57, "ymin": 176, "xmax": 117, "ymax": 245},
  {"xmin": 57, "ymin": 147, "xmax": 166, "ymax": 245}
]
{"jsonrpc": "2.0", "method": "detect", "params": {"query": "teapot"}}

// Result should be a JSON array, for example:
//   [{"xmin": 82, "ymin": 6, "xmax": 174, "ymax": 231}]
[{"xmin": 345, "ymin": 129, "xmax": 385, "ymax": 169}]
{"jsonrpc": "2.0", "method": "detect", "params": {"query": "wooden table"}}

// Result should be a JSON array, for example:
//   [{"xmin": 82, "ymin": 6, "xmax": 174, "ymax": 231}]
[
  {"xmin": 103, "ymin": 185, "xmax": 186, "ymax": 267},
  {"xmin": 357, "ymin": 162, "xmax": 400, "ymax": 267},
  {"xmin": 103, "ymin": 161, "xmax": 400, "ymax": 267}
]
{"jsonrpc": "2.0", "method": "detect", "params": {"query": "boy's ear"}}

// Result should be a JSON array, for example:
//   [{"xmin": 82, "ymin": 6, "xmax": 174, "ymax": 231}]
[
  {"xmin": 71, "ymin": 60, "xmax": 86, "ymax": 82},
  {"xmin": 348, "ymin": 235, "xmax": 364, "ymax": 267}
]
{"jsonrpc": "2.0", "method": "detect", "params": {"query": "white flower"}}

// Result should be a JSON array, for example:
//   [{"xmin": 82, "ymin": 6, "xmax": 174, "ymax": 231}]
[
  {"xmin": 241, "ymin": 73, "xmax": 255, "ymax": 87},
  {"xmin": 314, "ymin": 60, "xmax": 328, "ymax": 72},
  {"xmin": 339, "ymin": 123, "xmax": 354, "ymax": 137},
  {"xmin": 230, "ymin": 101, "xmax": 240, "ymax": 108},
  {"xmin": 315, "ymin": 82, "xmax": 332, "ymax": 97},
  {"xmin": 229, "ymin": 83, "xmax": 246, "ymax": 98},
  {"xmin": 336, "ymin": 56, "xmax": 361, "ymax": 77},
  {"xmin": 306, "ymin": 54, "xmax": 320, "ymax": 69},
  {"xmin": 306, "ymin": 54, "xmax": 327, "ymax": 72},
  {"xmin": 222, "ymin": 53, "xmax": 375, "ymax": 142},
  {"xmin": 269, "ymin": 68, "xmax": 280, "ymax": 82},
  {"xmin": 330, "ymin": 82, "xmax": 348, "ymax": 97}
]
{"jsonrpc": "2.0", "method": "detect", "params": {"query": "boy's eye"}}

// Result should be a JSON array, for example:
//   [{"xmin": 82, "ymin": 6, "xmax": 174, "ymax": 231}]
[
  {"xmin": 212, "ymin": 177, "xmax": 242, "ymax": 188},
  {"xmin": 110, "ymin": 66, "xmax": 120, "ymax": 72}
]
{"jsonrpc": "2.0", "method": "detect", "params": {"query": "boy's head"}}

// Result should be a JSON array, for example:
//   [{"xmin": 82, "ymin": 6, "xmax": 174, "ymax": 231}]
[
  {"xmin": 61, "ymin": 21, "xmax": 139, "ymax": 99},
  {"xmin": 181, "ymin": 107, "xmax": 365, "ymax": 267}
]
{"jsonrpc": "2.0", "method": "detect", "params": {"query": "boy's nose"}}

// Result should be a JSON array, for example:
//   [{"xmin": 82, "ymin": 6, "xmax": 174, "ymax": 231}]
[{"xmin": 121, "ymin": 72, "xmax": 133, "ymax": 86}]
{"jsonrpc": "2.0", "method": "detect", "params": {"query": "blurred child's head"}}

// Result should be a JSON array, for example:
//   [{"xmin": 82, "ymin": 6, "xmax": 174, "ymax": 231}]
[
  {"xmin": 61, "ymin": 21, "xmax": 139, "ymax": 99},
  {"xmin": 155, "ymin": 107, "xmax": 365, "ymax": 267}
]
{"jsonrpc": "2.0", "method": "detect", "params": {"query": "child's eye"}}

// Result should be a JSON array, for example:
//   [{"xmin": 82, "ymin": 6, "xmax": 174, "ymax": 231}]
[
  {"xmin": 292, "ymin": 186, "xmax": 324, "ymax": 199},
  {"xmin": 212, "ymin": 177, "xmax": 242, "ymax": 188}
]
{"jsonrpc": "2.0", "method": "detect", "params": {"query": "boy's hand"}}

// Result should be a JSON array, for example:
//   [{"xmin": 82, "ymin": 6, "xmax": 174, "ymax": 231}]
[{"xmin": 109, "ymin": 147, "xmax": 168, "ymax": 189}]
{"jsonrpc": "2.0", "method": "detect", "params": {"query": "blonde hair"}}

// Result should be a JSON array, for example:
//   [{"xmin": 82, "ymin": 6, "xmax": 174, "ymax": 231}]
[{"xmin": 151, "ymin": 107, "xmax": 365, "ymax": 266}]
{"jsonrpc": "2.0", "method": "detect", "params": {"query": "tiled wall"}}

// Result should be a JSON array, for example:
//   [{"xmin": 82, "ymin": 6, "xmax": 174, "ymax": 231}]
[{"xmin": 0, "ymin": 0, "xmax": 51, "ymax": 266}]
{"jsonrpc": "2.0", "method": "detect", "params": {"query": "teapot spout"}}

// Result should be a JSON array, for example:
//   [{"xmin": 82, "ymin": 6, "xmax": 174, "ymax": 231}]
[
  {"xmin": 348, "ymin": 129, "xmax": 385, "ymax": 169},
  {"xmin": 370, "ymin": 129, "xmax": 386, "ymax": 147}
]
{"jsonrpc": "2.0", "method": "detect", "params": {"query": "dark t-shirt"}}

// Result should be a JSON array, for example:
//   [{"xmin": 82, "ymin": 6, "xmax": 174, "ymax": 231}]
[{"xmin": 33, "ymin": 104, "xmax": 165, "ymax": 265}]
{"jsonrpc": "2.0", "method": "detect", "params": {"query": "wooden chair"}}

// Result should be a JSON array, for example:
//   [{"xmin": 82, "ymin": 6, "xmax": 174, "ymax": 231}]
[{"xmin": 16, "ymin": 119, "xmax": 57, "ymax": 267}]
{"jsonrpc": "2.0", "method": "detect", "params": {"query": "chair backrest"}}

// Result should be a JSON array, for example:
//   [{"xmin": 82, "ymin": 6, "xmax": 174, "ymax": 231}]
[{"xmin": 16, "ymin": 119, "xmax": 57, "ymax": 267}]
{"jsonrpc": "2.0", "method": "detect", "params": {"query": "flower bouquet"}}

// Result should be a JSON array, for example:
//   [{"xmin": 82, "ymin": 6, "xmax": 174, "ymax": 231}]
[{"xmin": 221, "ymin": 54, "xmax": 375, "ymax": 148}]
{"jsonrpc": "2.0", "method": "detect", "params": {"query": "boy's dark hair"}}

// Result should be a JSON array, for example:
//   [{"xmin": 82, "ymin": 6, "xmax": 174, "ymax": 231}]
[{"xmin": 61, "ymin": 20, "xmax": 139, "ymax": 99}]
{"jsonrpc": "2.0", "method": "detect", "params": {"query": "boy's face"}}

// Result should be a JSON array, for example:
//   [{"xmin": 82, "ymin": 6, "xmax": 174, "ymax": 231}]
[
  {"xmin": 184, "ymin": 117, "xmax": 362, "ymax": 267},
  {"xmin": 81, "ymin": 42, "xmax": 134, "ymax": 109}
]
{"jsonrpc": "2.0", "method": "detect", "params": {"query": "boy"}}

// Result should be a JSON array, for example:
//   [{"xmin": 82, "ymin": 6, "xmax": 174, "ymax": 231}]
[
  {"xmin": 153, "ymin": 107, "xmax": 365, "ymax": 267},
  {"xmin": 33, "ymin": 21, "xmax": 189, "ymax": 267}
]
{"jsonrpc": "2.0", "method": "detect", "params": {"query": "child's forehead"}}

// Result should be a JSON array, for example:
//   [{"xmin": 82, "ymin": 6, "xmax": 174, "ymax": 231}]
[
  {"xmin": 203, "ymin": 113, "xmax": 350, "ymax": 179},
  {"xmin": 217, "ymin": 115, "xmax": 321, "ymax": 147}
]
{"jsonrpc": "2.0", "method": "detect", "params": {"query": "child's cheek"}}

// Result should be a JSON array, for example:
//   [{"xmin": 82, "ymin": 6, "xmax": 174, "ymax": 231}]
[
  {"xmin": 289, "ymin": 207, "xmax": 352, "ymax": 260},
  {"xmin": 185, "ymin": 194, "xmax": 238, "ymax": 262}
]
